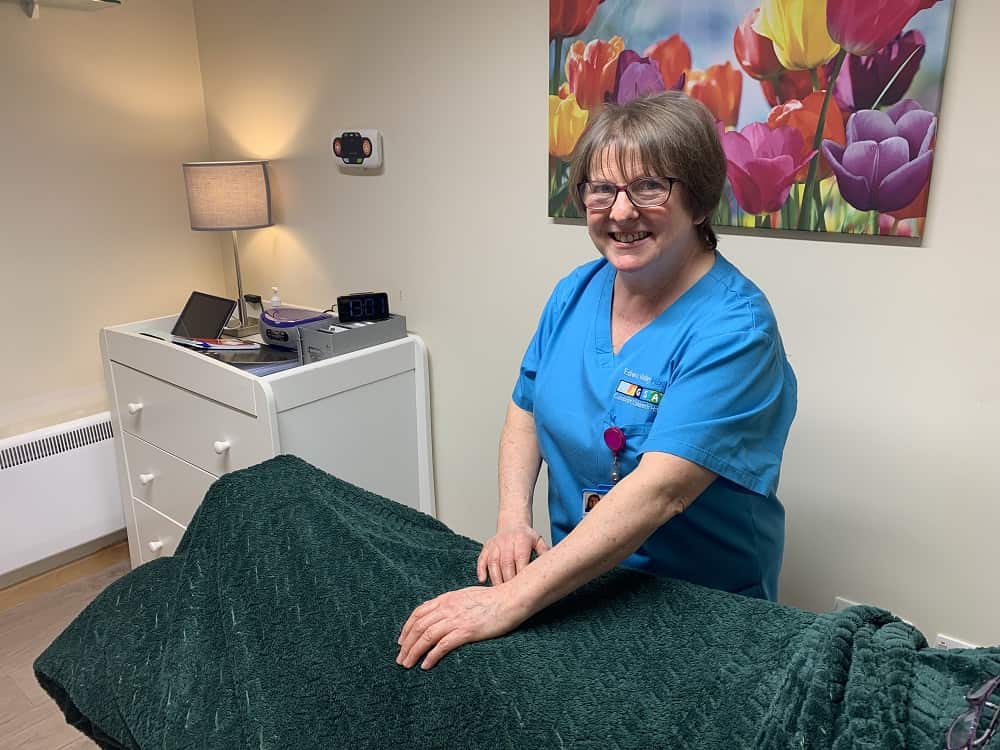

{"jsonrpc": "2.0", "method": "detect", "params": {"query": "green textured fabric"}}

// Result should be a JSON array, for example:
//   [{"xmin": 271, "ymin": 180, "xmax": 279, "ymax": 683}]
[{"xmin": 35, "ymin": 455, "xmax": 1000, "ymax": 749}]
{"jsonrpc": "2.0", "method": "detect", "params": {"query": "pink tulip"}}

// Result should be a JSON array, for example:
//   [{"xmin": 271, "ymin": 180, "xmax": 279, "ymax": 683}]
[
  {"xmin": 827, "ymin": 0, "xmax": 939, "ymax": 56},
  {"xmin": 718, "ymin": 122, "xmax": 816, "ymax": 215}
]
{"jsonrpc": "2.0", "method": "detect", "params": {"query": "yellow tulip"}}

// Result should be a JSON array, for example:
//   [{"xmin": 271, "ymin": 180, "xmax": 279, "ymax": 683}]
[
  {"xmin": 549, "ymin": 94, "xmax": 589, "ymax": 159},
  {"xmin": 754, "ymin": 0, "xmax": 840, "ymax": 71}
]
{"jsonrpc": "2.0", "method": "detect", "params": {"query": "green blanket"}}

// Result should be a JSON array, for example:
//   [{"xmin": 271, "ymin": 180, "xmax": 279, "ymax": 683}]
[{"xmin": 35, "ymin": 456, "xmax": 999, "ymax": 749}]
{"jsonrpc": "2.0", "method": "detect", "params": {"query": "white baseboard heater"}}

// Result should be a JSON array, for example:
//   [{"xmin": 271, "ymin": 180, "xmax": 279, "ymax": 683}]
[{"xmin": 0, "ymin": 412, "xmax": 125, "ymax": 588}]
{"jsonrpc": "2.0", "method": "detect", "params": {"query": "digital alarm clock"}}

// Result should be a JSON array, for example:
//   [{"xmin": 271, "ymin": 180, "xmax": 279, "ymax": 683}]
[{"xmin": 336, "ymin": 292, "xmax": 390, "ymax": 323}]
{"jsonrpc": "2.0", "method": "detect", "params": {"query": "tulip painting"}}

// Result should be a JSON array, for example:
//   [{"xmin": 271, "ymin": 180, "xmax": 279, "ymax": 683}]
[{"xmin": 548, "ymin": 0, "xmax": 955, "ymax": 238}]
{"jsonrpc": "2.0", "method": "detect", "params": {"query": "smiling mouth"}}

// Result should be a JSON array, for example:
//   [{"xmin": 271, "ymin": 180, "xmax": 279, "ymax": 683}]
[{"xmin": 609, "ymin": 231, "xmax": 651, "ymax": 243}]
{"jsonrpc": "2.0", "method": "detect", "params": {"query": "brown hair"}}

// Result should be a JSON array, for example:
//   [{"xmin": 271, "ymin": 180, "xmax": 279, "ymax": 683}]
[{"xmin": 568, "ymin": 91, "xmax": 727, "ymax": 251}]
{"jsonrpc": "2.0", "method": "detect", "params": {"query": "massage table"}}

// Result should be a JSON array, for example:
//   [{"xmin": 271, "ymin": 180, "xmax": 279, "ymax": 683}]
[{"xmin": 34, "ymin": 456, "xmax": 1000, "ymax": 749}]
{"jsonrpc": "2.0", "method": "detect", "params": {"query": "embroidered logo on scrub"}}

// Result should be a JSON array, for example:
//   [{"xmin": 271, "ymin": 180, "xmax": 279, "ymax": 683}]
[{"xmin": 614, "ymin": 379, "xmax": 664, "ymax": 409}]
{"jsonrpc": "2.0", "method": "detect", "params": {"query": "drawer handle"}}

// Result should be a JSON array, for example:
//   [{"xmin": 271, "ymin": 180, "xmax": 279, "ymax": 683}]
[
  {"xmin": 213, "ymin": 440, "xmax": 232, "ymax": 454},
  {"xmin": 127, "ymin": 402, "xmax": 143, "ymax": 415},
  {"xmin": 148, "ymin": 540, "xmax": 164, "ymax": 553},
  {"xmin": 138, "ymin": 473, "xmax": 155, "ymax": 486}
]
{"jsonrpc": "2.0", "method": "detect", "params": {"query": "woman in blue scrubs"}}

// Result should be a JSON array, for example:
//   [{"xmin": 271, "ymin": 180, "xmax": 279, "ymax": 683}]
[{"xmin": 398, "ymin": 91, "xmax": 797, "ymax": 671}]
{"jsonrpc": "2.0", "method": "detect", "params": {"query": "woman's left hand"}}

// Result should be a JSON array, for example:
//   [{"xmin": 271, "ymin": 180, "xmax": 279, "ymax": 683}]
[{"xmin": 396, "ymin": 585, "xmax": 528, "ymax": 670}]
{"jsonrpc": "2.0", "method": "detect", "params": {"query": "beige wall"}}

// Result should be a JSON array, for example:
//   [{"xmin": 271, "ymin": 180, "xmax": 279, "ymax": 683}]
[
  {"xmin": 189, "ymin": 0, "xmax": 999, "ymax": 644},
  {"xmin": 0, "ymin": 0, "xmax": 224, "ymax": 439}
]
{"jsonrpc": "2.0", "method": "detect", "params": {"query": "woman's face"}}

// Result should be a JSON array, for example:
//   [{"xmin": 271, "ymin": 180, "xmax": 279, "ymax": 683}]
[{"xmin": 585, "ymin": 147, "xmax": 702, "ymax": 277}]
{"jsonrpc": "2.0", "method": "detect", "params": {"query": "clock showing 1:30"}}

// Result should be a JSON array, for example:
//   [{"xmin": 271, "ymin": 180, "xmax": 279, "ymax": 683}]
[{"xmin": 337, "ymin": 292, "xmax": 390, "ymax": 323}]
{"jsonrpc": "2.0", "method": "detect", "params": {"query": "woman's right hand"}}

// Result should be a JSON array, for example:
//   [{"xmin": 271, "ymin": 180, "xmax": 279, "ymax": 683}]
[{"xmin": 477, "ymin": 525, "xmax": 550, "ymax": 585}]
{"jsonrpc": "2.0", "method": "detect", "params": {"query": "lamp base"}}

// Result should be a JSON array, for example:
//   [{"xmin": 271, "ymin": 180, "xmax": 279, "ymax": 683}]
[{"xmin": 223, "ymin": 318, "xmax": 260, "ymax": 339}]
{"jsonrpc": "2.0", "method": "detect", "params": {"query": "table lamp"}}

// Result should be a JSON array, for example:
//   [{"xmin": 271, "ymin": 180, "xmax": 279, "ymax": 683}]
[{"xmin": 183, "ymin": 160, "xmax": 273, "ymax": 337}]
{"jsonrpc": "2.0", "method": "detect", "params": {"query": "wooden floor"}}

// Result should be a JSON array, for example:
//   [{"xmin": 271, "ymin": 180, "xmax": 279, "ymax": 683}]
[{"xmin": 0, "ymin": 544, "xmax": 130, "ymax": 750}]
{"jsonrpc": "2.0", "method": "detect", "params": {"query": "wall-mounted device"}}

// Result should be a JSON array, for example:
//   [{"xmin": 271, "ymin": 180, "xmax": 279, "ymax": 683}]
[{"xmin": 332, "ymin": 129, "xmax": 382, "ymax": 169}]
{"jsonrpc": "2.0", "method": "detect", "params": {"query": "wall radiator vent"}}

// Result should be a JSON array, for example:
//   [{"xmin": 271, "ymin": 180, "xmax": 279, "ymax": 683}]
[
  {"xmin": 0, "ymin": 412, "xmax": 125, "ymax": 587},
  {"xmin": 0, "ymin": 419, "xmax": 113, "ymax": 470}
]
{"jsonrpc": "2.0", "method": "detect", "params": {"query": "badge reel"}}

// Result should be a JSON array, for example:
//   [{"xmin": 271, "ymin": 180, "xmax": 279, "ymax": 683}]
[{"xmin": 582, "ymin": 427, "xmax": 626, "ymax": 514}]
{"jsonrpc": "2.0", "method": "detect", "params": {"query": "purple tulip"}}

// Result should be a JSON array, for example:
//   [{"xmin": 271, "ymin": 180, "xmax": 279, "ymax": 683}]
[
  {"xmin": 718, "ymin": 122, "xmax": 816, "ymax": 215},
  {"xmin": 821, "ymin": 99, "xmax": 936, "ymax": 212},
  {"xmin": 829, "ymin": 30, "xmax": 926, "ymax": 113},
  {"xmin": 611, "ymin": 50, "xmax": 667, "ymax": 105}
]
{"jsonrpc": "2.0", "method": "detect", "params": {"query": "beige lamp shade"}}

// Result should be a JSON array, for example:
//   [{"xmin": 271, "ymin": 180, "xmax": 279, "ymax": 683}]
[{"xmin": 183, "ymin": 161, "xmax": 273, "ymax": 231}]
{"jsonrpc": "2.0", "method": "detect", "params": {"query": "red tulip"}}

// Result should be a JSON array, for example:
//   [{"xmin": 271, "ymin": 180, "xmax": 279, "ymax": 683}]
[
  {"xmin": 734, "ymin": 8, "xmax": 784, "ymax": 81},
  {"xmin": 550, "ymin": 0, "xmax": 601, "ymax": 40},
  {"xmin": 643, "ymin": 34, "xmax": 692, "ymax": 90},
  {"xmin": 686, "ymin": 62, "xmax": 743, "ymax": 128},
  {"xmin": 760, "ymin": 67, "xmax": 827, "ymax": 107},
  {"xmin": 767, "ymin": 91, "xmax": 846, "ymax": 180},
  {"xmin": 827, "ymin": 0, "xmax": 938, "ymax": 56},
  {"xmin": 565, "ymin": 36, "xmax": 624, "ymax": 110}
]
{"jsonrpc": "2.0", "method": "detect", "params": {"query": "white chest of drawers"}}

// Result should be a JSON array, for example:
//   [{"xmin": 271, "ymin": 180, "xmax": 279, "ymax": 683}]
[{"xmin": 101, "ymin": 314, "xmax": 436, "ymax": 568}]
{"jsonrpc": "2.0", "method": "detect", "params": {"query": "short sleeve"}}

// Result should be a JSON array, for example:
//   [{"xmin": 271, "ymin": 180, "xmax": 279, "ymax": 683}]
[
  {"xmin": 641, "ymin": 329, "xmax": 796, "ymax": 497},
  {"xmin": 511, "ymin": 275, "xmax": 577, "ymax": 413}
]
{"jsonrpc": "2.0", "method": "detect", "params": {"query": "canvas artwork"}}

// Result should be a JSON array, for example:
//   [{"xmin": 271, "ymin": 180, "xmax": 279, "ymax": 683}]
[{"xmin": 548, "ymin": 0, "xmax": 955, "ymax": 238}]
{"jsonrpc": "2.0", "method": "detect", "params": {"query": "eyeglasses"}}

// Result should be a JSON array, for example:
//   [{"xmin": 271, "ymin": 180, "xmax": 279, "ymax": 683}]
[
  {"xmin": 577, "ymin": 177, "xmax": 680, "ymax": 210},
  {"xmin": 946, "ymin": 673, "xmax": 1000, "ymax": 750}
]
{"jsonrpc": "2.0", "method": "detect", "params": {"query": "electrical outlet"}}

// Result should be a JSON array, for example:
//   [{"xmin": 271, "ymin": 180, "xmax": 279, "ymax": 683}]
[
  {"xmin": 834, "ymin": 596, "xmax": 860, "ymax": 612},
  {"xmin": 935, "ymin": 633, "xmax": 979, "ymax": 650}
]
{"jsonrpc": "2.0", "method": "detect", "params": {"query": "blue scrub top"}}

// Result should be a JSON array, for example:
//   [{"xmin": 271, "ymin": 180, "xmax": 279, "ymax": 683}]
[{"xmin": 512, "ymin": 253, "xmax": 797, "ymax": 600}]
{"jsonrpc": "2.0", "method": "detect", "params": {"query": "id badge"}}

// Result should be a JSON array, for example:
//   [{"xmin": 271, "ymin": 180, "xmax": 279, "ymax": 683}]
[{"xmin": 581, "ymin": 484, "xmax": 614, "ymax": 514}]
